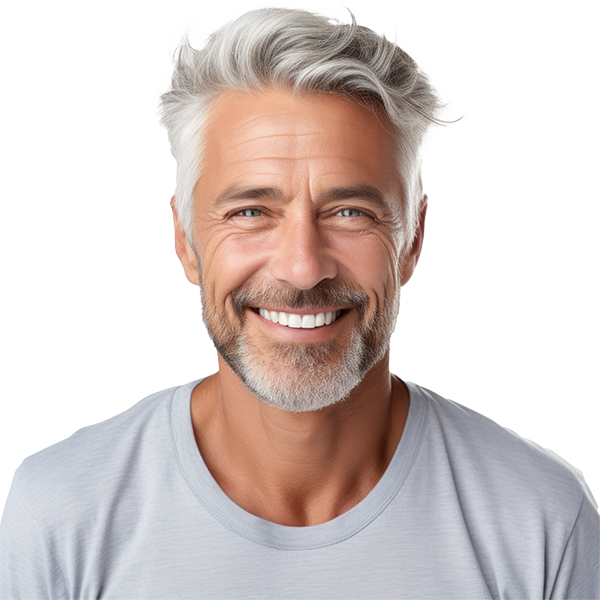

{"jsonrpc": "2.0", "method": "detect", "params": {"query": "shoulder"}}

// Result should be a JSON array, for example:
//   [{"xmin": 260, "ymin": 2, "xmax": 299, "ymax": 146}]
[
  {"xmin": 10, "ymin": 382, "xmax": 194, "ymax": 525},
  {"xmin": 1, "ymin": 381, "xmax": 198, "ymax": 596},
  {"xmin": 408, "ymin": 382, "xmax": 597, "ymax": 528},
  {"xmin": 406, "ymin": 382, "xmax": 599, "ymax": 596}
]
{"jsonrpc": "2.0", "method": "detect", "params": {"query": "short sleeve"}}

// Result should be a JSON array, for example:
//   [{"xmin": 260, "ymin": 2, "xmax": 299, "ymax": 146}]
[
  {"xmin": 0, "ymin": 462, "xmax": 68, "ymax": 600},
  {"xmin": 550, "ymin": 483, "xmax": 600, "ymax": 600}
]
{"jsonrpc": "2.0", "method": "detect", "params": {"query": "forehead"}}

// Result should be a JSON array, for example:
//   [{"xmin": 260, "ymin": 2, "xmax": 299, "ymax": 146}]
[{"xmin": 199, "ymin": 88, "xmax": 400, "ymax": 196}]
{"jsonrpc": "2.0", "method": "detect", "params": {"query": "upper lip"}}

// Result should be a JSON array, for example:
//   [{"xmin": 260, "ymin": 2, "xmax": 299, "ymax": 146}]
[{"xmin": 251, "ymin": 307, "xmax": 347, "ymax": 315}]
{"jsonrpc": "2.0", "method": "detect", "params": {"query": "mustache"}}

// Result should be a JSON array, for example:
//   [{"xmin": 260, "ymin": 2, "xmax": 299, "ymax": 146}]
[{"xmin": 231, "ymin": 280, "xmax": 370, "ymax": 318}]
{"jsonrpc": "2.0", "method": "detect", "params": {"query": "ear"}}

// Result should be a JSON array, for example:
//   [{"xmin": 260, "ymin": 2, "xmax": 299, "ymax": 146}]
[
  {"xmin": 171, "ymin": 196, "xmax": 200, "ymax": 286},
  {"xmin": 400, "ymin": 197, "xmax": 427, "ymax": 286}
]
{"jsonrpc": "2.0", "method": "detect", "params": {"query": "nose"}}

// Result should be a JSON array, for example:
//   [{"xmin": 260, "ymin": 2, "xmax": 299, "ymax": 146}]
[{"xmin": 268, "ymin": 216, "xmax": 338, "ymax": 290}]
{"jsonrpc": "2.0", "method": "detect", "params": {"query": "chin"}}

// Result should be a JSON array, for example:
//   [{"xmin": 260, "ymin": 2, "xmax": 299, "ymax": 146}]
[{"xmin": 220, "ymin": 329, "xmax": 390, "ymax": 413}]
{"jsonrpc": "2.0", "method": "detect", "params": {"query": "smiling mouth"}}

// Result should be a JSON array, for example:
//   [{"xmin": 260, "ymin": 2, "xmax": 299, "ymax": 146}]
[{"xmin": 253, "ymin": 308, "xmax": 344, "ymax": 329}]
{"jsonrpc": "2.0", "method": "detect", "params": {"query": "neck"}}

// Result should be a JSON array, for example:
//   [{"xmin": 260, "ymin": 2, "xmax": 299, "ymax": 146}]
[{"xmin": 190, "ymin": 353, "xmax": 409, "ymax": 526}]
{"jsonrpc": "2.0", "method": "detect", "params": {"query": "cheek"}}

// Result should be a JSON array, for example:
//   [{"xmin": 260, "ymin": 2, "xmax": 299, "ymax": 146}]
[
  {"xmin": 199, "ymin": 231, "xmax": 270, "ymax": 302},
  {"xmin": 336, "ymin": 234, "xmax": 400, "ymax": 328},
  {"xmin": 333, "ymin": 232, "xmax": 400, "ymax": 297}
]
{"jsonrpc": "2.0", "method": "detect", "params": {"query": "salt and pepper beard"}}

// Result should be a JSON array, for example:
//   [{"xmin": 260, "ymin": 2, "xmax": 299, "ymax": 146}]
[{"xmin": 199, "ymin": 276, "xmax": 400, "ymax": 413}]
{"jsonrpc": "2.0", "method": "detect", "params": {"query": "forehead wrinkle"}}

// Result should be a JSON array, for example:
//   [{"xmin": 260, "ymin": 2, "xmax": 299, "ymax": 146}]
[
  {"xmin": 224, "ymin": 152, "xmax": 385, "ymax": 166},
  {"xmin": 233, "ymin": 131, "xmax": 326, "ymax": 142},
  {"xmin": 224, "ymin": 109, "xmax": 350, "ymax": 129},
  {"xmin": 227, "ymin": 156, "xmax": 325, "ymax": 164},
  {"xmin": 216, "ymin": 112, "xmax": 322, "ymax": 141},
  {"xmin": 223, "ymin": 131, "xmax": 331, "ymax": 155}
]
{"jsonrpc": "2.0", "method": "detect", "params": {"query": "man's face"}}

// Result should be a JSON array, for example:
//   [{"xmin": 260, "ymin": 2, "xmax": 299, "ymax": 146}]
[{"xmin": 177, "ymin": 89, "xmax": 419, "ymax": 411}]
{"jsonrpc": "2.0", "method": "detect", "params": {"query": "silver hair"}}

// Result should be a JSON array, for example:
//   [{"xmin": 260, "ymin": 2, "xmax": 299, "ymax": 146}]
[{"xmin": 160, "ymin": 8, "xmax": 442, "ymax": 253}]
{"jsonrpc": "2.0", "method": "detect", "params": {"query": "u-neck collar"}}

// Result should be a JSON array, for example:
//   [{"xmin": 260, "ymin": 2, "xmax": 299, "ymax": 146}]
[{"xmin": 170, "ymin": 378, "xmax": 428, "ymax": 550}]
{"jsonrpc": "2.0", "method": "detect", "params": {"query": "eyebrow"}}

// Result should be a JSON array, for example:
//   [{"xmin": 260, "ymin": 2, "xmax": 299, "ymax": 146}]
[
  {"xmin": 319, "ymin": 185, "xmax": 388, "ymax": 208},
  {"xmin": 213, "ymin": 186, "xmax": 283, "ymax": 206},
  {"xmin": 212, "ymin": 183, "xmax": 392, "ymax": 211}
]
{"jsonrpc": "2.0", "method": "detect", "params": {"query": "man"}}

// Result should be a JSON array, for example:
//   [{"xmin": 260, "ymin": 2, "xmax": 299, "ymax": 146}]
[{"xmin": 1, "ymin": 7, "xmax": 598, "ymax": 599}]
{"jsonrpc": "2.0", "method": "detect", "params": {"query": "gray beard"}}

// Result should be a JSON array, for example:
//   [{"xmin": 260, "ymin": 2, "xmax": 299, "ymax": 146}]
[
  {"xmin": 227, "ymin": 326, "xmax": 380, "ymax": 412},
  {"xmin": 200, "ymin": 279, "xmax": 399, "ymax": 413}
]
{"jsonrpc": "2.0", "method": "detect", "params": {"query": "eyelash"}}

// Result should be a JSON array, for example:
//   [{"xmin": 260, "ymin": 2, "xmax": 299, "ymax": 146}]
[
  {"xmin": 226, "ymin": 206, "xmax": 379, "ymax": 230},
  {"xmin": 336, "ymin": 208, "xmax": 364, "ymax": 218},
  {"xmin": 234, "ymin": 208, "xmax": 263, "ymax": 218},
  {"xmin": 231, "ymin": 207, "xmax": 368, "ymax": 219}
]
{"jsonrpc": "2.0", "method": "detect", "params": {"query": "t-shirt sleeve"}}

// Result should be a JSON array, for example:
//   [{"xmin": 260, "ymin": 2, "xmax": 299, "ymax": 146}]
[
  {"xmin": 550, "ymin": 483, "xmax": 600, "ymax": 600},
  {"xmin": 0, "ymin": 462, "xmax": 68, "ymax": 599}
]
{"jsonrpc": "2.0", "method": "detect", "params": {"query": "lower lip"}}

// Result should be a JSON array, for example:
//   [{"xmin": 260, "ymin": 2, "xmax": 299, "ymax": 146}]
[{"xmin": 246, "ymin": 308, "xmax": 348, "ymax": 342}]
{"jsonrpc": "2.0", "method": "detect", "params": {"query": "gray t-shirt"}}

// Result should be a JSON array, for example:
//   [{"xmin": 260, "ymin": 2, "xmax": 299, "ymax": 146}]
[{"xmin": 1, "ymin": 380, "xmax": 598, "ymax": 599}]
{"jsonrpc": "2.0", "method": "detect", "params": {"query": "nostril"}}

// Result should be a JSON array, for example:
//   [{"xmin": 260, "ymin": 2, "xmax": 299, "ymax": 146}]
[{"xmin": 269, "ymin": 247, "xmax": 338, "ymax": 290}]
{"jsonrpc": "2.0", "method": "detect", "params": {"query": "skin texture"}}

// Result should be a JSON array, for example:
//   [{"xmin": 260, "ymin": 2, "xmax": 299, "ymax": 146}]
[{"xmin": 173, "ymin": 88, "xmax": 426, "ymax": 526}]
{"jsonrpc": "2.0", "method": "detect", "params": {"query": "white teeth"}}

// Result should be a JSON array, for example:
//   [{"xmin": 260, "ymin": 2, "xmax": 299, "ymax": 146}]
[
  {"xmin": 288, "ymin": 314, "xmax": 302, "ymax": 328},
  {"xmin": 257, "ymin": 308, "xmax": 341, "ymax": 329},
  {"xmin": 301, "ymin": 314, "xmax": 316, "ymax": 329}
]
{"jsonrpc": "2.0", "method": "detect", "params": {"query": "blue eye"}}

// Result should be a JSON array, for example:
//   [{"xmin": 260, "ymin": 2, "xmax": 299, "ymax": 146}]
[
  {"xmin": 337, "ymin": 208, "xmax": 363, "ymax": 217},
  {"xmin": 237, "ymin": 208, "xmax": 262, "ymax": 217}
]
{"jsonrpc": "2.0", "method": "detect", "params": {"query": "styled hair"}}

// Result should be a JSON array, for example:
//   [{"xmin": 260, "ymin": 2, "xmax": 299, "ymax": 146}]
[{"xmin": 160, "ymin": 8, "xmax": 442, "ymax": 252}]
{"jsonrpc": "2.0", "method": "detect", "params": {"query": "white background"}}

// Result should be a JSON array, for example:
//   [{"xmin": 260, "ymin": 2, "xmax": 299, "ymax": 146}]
[{"xmin": 1, "ymin": 0, "xmax": 598, "ymax": 512}]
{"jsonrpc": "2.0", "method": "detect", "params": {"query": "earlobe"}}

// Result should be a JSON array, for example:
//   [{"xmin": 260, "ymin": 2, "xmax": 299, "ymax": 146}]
[
  {"xmin": 171, "ymin": 196, "xmax": 200, "ymax": 286},
  {"xmin": 400, "ymin": 197, "xmax": 427, "ymax": 286}
]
